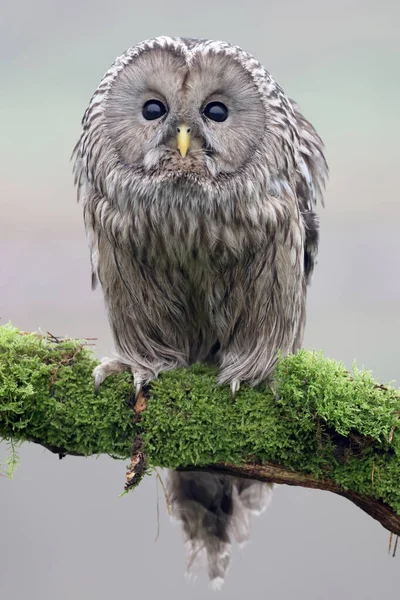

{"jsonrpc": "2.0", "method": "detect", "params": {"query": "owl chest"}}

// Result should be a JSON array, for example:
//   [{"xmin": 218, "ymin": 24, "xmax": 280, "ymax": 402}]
[
  {"xmin": 131, "ymin": 210, "xmax": 269, "ymax": 269},
  {"xmin": 99, "ymin": 199, "xmax": 304, "ymax": 313},
  {"xmin": 100, "ymin": 191, "xmax": 302, "ymax": 271}
]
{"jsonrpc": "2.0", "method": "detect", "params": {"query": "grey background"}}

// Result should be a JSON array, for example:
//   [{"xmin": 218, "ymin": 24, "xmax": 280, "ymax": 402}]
[{"xmin": 1, "ymin": 0, "xmax": 399, "ymax": 597}]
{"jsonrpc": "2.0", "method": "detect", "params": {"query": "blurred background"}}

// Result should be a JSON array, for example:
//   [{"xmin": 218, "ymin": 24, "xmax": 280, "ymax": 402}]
[{"xmin": 1, "ymin": 0, "xmax": 399, "ymax": 598}]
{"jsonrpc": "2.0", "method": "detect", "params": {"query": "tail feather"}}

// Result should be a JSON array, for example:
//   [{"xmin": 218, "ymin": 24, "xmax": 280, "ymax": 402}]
[
  {"xmin": 234, "ymin": 477, "xmax": 273, "ymax": 516},
  {"xmin": 166, "ymin": 470, "xmax": 273, "ymax": 588}
]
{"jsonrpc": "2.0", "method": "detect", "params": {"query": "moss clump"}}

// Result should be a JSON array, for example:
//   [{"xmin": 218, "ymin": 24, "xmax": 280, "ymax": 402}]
[
  {"xmin": 0, "ymin": 323, "xmax": 400, "ymax": 513},
  {"xmin": 0, "ymin": 324, "xmax": 134, "ymax": 458},
  {"xmin": 141, "ymin": 355, "xmax": 400, "ymax": 512}
]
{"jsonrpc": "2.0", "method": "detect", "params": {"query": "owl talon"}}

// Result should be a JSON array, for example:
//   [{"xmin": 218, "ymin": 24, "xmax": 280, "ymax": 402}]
[
  {"xmin": 230, "ymin": 379, "xmax": 241, "ymax": 400},
  {"xmin": 92, "ymin": 357, "xmax": 129, "ymax": 392},
  {"xmin": 94, "ymin": 368, "xmax": 104, "ymax": 393},
  {"xmin": 135, "ymin": 381, "xmax": 143, "ymax": 399}
]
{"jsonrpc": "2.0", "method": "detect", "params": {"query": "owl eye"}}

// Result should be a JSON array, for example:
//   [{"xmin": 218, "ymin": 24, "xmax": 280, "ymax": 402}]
[
  {"xmin": 203, "ymin": 101, "xmax": 228, "ymax": 122},
  {"xmin": 142, "ymin": 99, "xmax": 167, "ymax": 120}
]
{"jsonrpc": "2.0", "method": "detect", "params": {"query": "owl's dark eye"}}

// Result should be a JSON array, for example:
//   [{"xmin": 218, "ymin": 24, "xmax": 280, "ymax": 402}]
[
  {"xmin": 142, "ymin": 99, "xmax": 167, "ymax": 120},
  {"xmin": 203, "ymin": 101, "xmax": 229, "ymax": 122}
]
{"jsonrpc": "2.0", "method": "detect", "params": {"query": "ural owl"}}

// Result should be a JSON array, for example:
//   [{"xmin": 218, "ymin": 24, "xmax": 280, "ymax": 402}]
[{"xmin": 73, "ymin": 36, "xmax": 328, "ymax": 588}]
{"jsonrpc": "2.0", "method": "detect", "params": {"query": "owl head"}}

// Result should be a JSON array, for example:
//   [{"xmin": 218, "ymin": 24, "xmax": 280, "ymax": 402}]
[
  {"xmin": 76, "ymin": 38, "xmax": 314, "ymax": 197},
  {"xmin": 103, "ymin": 37, "xmax": 275, "ymax": 177},
  {"xmin": 74, "ymin": 36, "xmax": 327, "ymax": 214}
]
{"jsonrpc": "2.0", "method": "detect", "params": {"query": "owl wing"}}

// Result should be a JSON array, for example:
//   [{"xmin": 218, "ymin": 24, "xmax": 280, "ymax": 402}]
[
  {"xmin": 72, "ymin": 144, "xmax": 101, "ymax": 291},
  {"xmin": 290, "ymin": 100, "xmax": 328, "ymax": 283}
]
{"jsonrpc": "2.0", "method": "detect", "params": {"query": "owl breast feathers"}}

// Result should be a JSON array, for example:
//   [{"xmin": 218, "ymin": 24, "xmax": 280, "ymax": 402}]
[{"xmin": 73, "ymin": 36, "xmax": 328, "ymax": 587}]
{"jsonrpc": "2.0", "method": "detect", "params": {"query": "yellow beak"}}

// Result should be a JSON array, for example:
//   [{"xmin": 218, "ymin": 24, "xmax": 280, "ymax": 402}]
[{"xmin": 176, "ymin": 125, "xmax": 191, "ymax": 158}]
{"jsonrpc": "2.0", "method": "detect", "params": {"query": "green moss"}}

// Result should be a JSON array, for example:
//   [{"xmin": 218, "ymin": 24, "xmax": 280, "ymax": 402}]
[
  {"xmin": 1, "ymin": 323, "xmax": 400, "ymax": 513},
  {"xmin": 142, "ymin": 355, "xmax": 400, "ymax": 511},
  {"xmin": 0, "ymin": 324, "xmax": 135, "ymax": 458}
]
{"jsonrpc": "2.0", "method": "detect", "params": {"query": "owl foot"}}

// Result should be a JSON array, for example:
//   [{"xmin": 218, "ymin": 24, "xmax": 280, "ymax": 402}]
[
  {"xmin": 93, "ymin": 357, "xmax": 147, "ymax": 401},
  {"xmin": 93, "ymin": 357, "xmax": 130, "ymax": 391},
  {"xmin": 230, "ymin": 379, "xmax": 241, "ymax": 400}
]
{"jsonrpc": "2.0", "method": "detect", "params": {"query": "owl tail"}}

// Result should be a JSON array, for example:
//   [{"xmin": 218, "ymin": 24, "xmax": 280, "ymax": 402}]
[{"xmin": 166, "ymin": 470, "xmax": 273, "ymax": 589}]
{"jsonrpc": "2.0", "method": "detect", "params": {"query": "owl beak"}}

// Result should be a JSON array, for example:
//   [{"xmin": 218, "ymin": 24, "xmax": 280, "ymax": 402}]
[{"xmin": 176, "ymin": 125, "xmax": 191, "ymax": 158}]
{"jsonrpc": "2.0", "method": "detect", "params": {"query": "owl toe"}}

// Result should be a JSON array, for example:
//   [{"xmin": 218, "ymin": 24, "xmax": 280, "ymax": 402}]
[
  {"xmin": 92, "ymin": 357, "xmax": 130, "ymax": 392},
  {"xmin": 134, "ymin": 376, "xmax": 143, "ymax": 399},
  {"xmin": 230, "ymin": 379, "xmax": 241, "ymax": 400}
]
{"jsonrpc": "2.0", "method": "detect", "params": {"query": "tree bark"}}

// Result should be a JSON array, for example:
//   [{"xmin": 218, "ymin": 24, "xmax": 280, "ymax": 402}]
[{"xmin": 202, "ymin": 462, "xmax": 400, "ymax": 538}]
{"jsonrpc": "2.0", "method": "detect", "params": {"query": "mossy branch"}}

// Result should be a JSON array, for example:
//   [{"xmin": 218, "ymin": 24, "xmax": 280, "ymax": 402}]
[{"xmin": 1, "ymin": 324, "xmax": 400, "ymax": 537}]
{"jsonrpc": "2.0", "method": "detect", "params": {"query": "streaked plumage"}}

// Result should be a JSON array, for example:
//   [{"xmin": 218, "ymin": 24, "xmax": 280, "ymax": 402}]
[{"xmin": 73, "ymin": 36, "xmax": 328, "ymax": 587}]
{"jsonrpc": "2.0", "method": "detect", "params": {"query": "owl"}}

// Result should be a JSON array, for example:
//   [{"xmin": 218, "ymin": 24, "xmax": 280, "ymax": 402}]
[{"xmin": 73, "ymin": 36, "xmax": 328, "ymax": 588}]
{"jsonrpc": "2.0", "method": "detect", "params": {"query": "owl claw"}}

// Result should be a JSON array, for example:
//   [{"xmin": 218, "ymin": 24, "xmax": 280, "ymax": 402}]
[
  {"xmin": 93, "ymin": 367, "xmax": 104, "ymax": 393},
  {"xmin": 135, "ymin": 381, "xmax": 142, "ymax": 399},
  {"xmin": 230, "ymin": 379, "xmax": 240, "ymax": 400},
  {"xmin": 93, "ymin": 358, "xmax": 148, "ymax": 403},
  {"xmin": 92, "ymin": 357, "xmax": 129, "ymax": 393}
]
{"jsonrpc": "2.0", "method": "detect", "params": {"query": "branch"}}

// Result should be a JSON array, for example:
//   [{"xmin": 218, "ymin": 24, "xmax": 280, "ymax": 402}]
[{"xmin": 1, "ymin": 324, "xmax": 400, "ymax": 538}]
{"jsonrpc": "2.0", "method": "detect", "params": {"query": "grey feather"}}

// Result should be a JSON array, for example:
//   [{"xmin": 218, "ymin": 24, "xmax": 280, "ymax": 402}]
[{"xmin": 73, "ymin": 36, "xmax": 328, "ymax": 587}]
